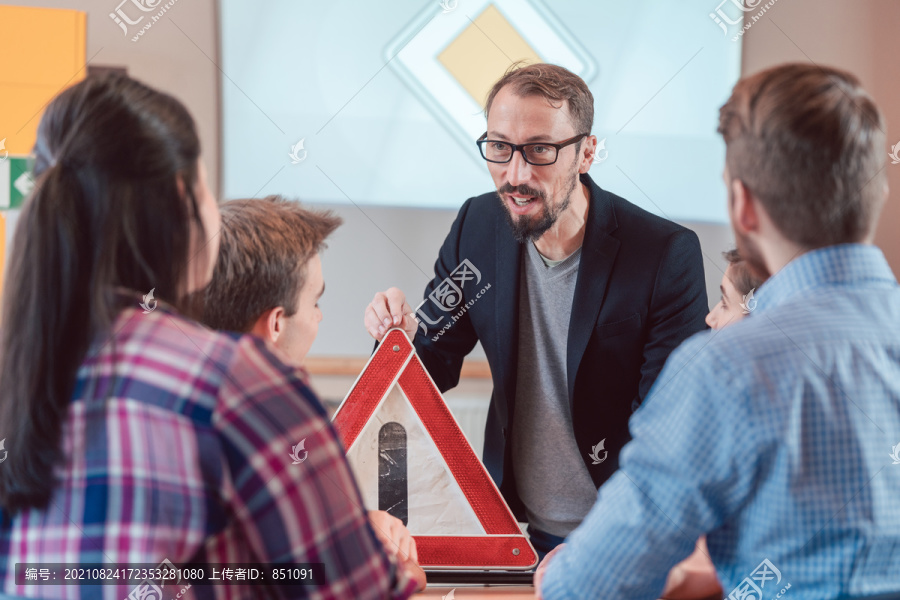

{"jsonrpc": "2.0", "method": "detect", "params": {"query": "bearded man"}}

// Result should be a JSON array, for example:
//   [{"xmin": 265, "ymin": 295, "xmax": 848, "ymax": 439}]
[{"xmin": 364, "ymin": 63, "xmax": 708, "ymax": 558}]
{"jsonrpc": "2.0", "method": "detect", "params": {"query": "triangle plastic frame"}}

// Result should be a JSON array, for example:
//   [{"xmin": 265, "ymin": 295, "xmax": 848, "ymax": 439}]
[{"xmin": 332, "ymin": 328, "xmax": 538, "ymax": 570}]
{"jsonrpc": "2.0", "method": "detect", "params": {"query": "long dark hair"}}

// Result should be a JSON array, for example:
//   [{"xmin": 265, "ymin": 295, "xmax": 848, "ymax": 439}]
[{"xmin": 0, "ymin": 74, "xmax": 207, "ymax": 513}]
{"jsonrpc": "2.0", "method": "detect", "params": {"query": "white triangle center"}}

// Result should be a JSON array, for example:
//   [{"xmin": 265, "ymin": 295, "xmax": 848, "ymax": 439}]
[{"xmin": 345, "ymin": 382, "xmax": 484, "ymax": 535}]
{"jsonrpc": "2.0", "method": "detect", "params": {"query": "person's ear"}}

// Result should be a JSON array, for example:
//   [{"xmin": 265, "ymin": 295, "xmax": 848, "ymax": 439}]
[
  {"xmin": 250, "ymin": 306, "xmax": 286, "ymax": 344},
  {"xmin": 579, "ymin": 135, "xmax": 597, "ymax": 173},
  {"xmin": 174, "ymin": 172, "xmax": 192, "ymax": 202},
  {"xmin": 730, "ymin": 178, "xmax": 760, "ymax": 235},
  {"xmin": 270, "ymin": 306, "xmax": 285, "ymax": 341}
]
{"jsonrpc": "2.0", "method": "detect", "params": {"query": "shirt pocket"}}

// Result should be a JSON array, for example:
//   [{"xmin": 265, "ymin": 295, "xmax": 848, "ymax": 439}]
[{"xmin": 594, "ymin": 313, "xmax": 642, "ymax": 340}]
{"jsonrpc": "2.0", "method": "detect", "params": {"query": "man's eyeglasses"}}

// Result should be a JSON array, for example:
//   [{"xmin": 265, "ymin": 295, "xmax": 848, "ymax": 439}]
[{"xmin": 476, "ymin": 132, "xmax": 588, "ymax": 166}]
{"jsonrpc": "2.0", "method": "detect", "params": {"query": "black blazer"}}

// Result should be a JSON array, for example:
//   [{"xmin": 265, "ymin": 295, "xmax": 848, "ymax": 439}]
[{"xmin": 412, "ymin": 173, "xmax": 709, "ymax": 520}]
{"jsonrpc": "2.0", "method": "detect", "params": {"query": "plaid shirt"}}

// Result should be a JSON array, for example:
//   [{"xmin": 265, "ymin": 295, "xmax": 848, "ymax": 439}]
[
  {"xmin": 0, "ymin": 303, "xmax": 416, "ymax": 600},
  {"xmin": 541, "ymin": 244, "xmax": 900, "ymax": 599}
]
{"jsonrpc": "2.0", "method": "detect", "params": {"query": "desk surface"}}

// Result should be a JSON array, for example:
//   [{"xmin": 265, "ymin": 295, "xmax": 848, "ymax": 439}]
[{"xmin": 415, "ymin": 585, "xmax": 536, "ymax": 599}]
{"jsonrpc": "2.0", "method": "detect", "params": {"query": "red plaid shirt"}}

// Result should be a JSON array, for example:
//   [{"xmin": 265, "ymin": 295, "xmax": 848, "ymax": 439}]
[{"xmin": 0, "ymin": 303, "xmax": 417, "ymax": 600}]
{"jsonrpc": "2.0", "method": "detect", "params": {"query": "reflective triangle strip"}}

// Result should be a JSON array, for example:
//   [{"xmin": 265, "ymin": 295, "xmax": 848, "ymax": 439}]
[{"xmin": 332, "ymin": 328, "xmax": 537, "ymax": 570}]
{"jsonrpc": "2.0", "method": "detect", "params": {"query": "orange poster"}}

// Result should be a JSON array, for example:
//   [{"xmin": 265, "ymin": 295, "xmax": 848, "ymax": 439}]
[{"xmin": 0, "ymin": 5, "xmax": 86, "ymax": 301}]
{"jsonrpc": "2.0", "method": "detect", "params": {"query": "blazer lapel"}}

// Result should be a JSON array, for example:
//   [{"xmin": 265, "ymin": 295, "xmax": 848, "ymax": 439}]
[
  {"xmin": 494, "ymin": 199, "xmax": 523, "ymax": 424},
  {"xmin": 566, "ymin": 174, "xmax": 620, "ymax": 404}
]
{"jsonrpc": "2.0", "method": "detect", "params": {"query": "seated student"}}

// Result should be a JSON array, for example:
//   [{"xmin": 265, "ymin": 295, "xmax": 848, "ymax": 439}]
[
  {"xmin": 199, "ymin": 196, "xmax": 334, "ymax": 366},
  {"xmin": 0, "ymin": 74, "xmax": 424, "ymax": 599},
  {"xmin": 536, "ymin": 63, "xmax": 900, "ymax": 599},
  {"xmin": 198, "ymin": 195, "xmax": 418, "ymax": 560},
  {"xmin": 661, "ymin": 250, "xmax": 767, "ymax": 599}
]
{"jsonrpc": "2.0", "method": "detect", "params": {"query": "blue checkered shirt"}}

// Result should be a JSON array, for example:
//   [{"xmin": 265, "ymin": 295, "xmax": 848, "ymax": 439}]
[{"xmin": 541, "ymin": 244, "xmax": 900, "ymax": 599}]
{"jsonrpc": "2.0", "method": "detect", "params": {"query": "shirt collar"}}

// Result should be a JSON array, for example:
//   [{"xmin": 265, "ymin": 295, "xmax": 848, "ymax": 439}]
[{"xmin": 752, "ymin": 243, "xmax": 897, "ymax": 314}]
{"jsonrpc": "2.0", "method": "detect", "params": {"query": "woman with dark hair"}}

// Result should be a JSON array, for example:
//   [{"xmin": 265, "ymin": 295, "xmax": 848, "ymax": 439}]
[{"xmin": 0, "ymin": 74, "xmax": 423, "ymax": 599}]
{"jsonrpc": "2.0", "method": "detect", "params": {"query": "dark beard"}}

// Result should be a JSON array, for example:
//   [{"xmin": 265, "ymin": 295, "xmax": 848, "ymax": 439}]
[
  {"xmin": 735, "ymin": 231, "xmax": 771, "ymax": 281},
  {"xmin": 729, "ymin": 187, "xmax": 772, "ymax": 281},
  {"xmin": 498, "ymin": 171, "xmax": 579, "ymax": 244}
]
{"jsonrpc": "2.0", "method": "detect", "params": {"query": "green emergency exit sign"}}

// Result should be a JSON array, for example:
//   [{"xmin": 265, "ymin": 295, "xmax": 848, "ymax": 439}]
[{"xmin": 0, "ymin": 156, "xmax": 35, "ymax": 210}]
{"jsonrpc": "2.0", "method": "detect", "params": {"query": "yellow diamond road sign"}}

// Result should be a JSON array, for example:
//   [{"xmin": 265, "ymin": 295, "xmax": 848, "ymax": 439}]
[
  {"xmin": 387, "ymin": 0, "xmax": 596, "ymax": 157},
  {"xmin": 438, "ymin": 5, "xmax": 543, "ymax": 106}
]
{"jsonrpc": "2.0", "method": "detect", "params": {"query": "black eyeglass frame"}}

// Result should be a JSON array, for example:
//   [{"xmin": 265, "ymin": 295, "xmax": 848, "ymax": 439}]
[{"xmin": 476, "ymin": 132, "xmax": 589, "ymax": 165}]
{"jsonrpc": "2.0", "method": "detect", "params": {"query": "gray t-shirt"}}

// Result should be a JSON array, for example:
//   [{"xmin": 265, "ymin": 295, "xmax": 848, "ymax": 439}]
[{"xmin": 511, "ymin": 242, "xmax": 599, "ymax": 538}]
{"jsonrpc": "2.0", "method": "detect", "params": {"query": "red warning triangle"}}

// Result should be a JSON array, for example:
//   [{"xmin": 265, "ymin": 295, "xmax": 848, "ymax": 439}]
[{"xmin": 332, "ymin": 328, "xmax": 538, "ymax": 570}]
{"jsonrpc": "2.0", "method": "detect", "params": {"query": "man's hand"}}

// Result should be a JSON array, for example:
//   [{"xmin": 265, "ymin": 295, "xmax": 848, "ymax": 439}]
[
  {"xmin": 368, "ymin": 510, "xmax": 425, "ymax": 592},
  {"xmin": 533, "ymin": 543, "xmax": 565, "ymax": 599},
  {"xmin": 364, "ymin": 288, "xmax": 418, "ymax": 342},
  {"xmin": 659, "ymin": 537, "xmax": 722, "ymax": 600}
]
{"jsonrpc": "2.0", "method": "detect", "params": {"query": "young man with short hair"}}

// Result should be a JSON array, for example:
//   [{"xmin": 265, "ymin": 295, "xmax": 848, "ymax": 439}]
[
  {"xmin": 201, "ymin": 195, "xmax": 338, "ymax": 366},
  {"xmin": 200, "ymin": 195, "xmax": 421, "ymax": 569},
  {"xmin": 536, "ymin": 63, "xmax": 900, "ymax": 600}
]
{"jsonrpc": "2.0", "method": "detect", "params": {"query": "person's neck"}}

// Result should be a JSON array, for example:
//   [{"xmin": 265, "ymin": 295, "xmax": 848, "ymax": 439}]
[
  {"xmin": 533, "ymin": 180, "xmax": 590, "ymax": 261},
  {"xmin": 769, "ymin": 238, "xmax": 875, "ymax": 276},
  {"xmin": 761, "ymin": 232, "xmax": 810, "ymax": 277}
]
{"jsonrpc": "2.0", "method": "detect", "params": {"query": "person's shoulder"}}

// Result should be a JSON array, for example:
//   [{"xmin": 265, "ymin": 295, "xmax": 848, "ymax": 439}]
[
  {"xmin": 460, "ymin": 189, "xmax": 502, "ymax": 220},
  {"xmin": 649, "ymin": 312, "xmax": 818, "ymax": 435},
  {"xmin": 106, "ymin": 306, "xmax": 249, "ymax": 415},
  {"xmin": 216, "ymin": 331, "xmax": 326, "ymax": 420},
  {"xmin": 600, "ymin": 185, "xmax": 696, "ymax": 241},
  {"xmin": 117, "ymin": 304, "xmax": 241, "ymax": 374},
  {"xmin": 120, "ymin": 305, "xmax": 321, "ymax": 413},
  {"xmin": 670, "ymin": 315, "xmax": 790, "ymax": 385},
  {"xmin": 589, "ymin": 183, "xmax": 701, "ymax": 278},
  {"xmin": 444, "ymin": 189, "xmax": 505, "ymax": 247},
  {"xmin": 656, "ymin": 328, "xmax": 722, "ymax": 380}
]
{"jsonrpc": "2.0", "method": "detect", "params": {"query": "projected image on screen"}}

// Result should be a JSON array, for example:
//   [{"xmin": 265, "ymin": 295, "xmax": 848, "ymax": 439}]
[{"xmin": 221, "ymin": 0, "xmax": 741, "ymax": 223}]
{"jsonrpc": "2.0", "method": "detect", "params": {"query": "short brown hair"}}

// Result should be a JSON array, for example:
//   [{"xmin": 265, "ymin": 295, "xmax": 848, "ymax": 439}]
[
  {"xmin": 723, "ymin": 248, "xmax": 765, "ymax": 296},
  {"xmin": 718, "ymin": 63, "xmax": 886, "ymax": 247},
  {"xmin": 200, "ymin": 196, "xmax": 342, "ymax": 333},
  {"xmin": 485, "ymin": 63, "xmax": 594, "ymax": 135}
]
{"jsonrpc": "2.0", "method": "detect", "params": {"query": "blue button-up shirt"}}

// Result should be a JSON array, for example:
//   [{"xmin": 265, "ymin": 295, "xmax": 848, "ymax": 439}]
[{"xmin": 541, "ymin": 244, "xmax": 900, "ymax": 599}]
